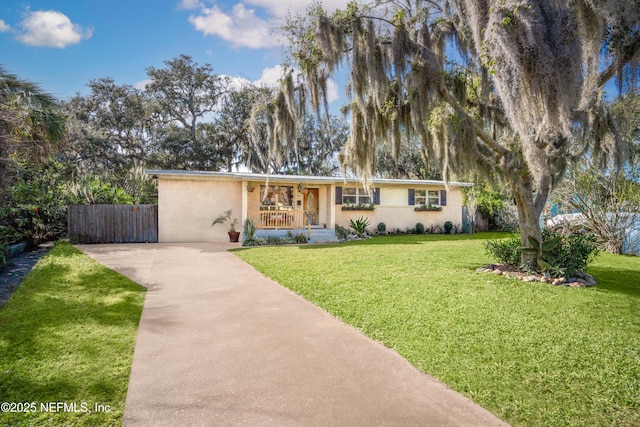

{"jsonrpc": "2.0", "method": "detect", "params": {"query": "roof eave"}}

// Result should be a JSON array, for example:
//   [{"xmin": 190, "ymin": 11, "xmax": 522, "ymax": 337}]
[{"xmin": 145, "ymin": 170, "xmax": 474, "ymax": 187}]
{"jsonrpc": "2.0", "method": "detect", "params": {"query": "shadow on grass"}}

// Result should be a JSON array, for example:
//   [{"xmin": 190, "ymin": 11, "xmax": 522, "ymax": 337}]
[
  {"xmin": 232, "ymin": 232, "xmax": 513, "ymax": 252},
  {"xmin": 307, "ymin": 232, "xmax": 512, "ymax": 249},
  {"xmin": 0, "ymin": 243, "xmax": 145, "ymax": 413},
  {"xmin": 589, "ymin": 265, "xmax": 640, "ymax": 299},
  {"xmin": 1, "ymin": 267, "xmax": 144, "ymax": 349}
]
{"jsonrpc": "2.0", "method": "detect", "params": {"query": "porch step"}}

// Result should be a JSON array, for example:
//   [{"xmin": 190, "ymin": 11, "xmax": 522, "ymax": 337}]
[{"xmin": 254, "ymin": 228, "xmax": 339, "ymax": 244}]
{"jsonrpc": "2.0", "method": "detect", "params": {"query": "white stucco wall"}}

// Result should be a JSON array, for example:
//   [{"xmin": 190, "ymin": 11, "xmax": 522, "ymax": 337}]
[
  {"xmin": 158, "ymin": 178, "xmax": 242, "ymax": 242},
  {"xmin": 335, "ymin": 184, "xmax": 464, "ymax": 232},
  {"xmin": 156, "ymin": 173, "xmax": 467, "ymax": 242}
]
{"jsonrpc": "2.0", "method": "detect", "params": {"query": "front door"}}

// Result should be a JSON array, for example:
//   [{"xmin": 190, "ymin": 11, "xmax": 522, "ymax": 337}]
[{"xmin": 304, "ymin": 188, "xmax": 319, "ymax": 226}]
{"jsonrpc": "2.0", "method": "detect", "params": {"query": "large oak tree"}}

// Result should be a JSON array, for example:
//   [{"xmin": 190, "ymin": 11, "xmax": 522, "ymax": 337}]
[{"xmin": 267, "ymin": 0, "xmax": 639, "ymax": 266}]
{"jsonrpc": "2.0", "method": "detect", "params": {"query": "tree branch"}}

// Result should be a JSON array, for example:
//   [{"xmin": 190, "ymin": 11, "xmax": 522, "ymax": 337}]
[
  {"xmin": 598, "ymin": 32, "xmax": 640, "ymax": 87},
  {"xmin": 442, "ymin": 91, "xmax": 510, "ymax": 157}
]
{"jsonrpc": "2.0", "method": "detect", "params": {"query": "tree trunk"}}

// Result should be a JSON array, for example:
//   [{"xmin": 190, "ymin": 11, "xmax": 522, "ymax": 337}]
[{"xmin": 511, "ymin": 174, "xmax": 545, "ymax": 269}]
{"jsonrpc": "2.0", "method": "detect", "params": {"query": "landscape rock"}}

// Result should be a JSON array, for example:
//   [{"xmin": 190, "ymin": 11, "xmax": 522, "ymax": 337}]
[{"xmin": 476, "ymin": 264, "xmax": 597, "ymax": 288}]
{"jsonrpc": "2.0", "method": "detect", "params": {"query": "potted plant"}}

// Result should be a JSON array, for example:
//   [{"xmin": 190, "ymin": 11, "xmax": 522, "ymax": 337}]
[{"xmin": 212, "ymin": 209, "xmax": 240, "ymax": 242}]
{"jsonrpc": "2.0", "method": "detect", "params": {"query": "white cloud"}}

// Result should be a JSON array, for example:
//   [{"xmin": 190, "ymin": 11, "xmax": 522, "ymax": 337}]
[
  {"xmin": 177, "ymin": 0, "xmax": 204, "ymax": 10},
  {"xmin": 185, "ymin": 1, "xmax": 352, "ymax": 50},
  {"xmin": 326, "ymin": 78, "xmax": 339, "ymax": 104},
  {"xmin": 188, "ymin": 3, "xmax": 277, "ymax": 49},
  {"xmin": 254, "ymin": 65, "xmax": 286, "ymax": 86},
  {"xmin": 17, "ymin": 10, "xmax": 92, "ymax": 48},
  {"xmin": 134, "ymin": 79, "xmax": 154, "ymax": 90},
  {"xmin": 244, "ymin": 0, "xmax": 350, "ymax": 17},
  {"xmin": 0, "ymin": 19, "xmax": 11, "ymax": 32},
  {"xmin": 227, "ymin": 75, "xmax": 251, "ymax": 91}
]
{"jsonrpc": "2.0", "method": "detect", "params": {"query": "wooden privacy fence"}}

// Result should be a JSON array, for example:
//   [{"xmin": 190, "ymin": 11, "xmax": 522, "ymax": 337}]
[{"xmin": 68, "ymin": 204, "xmax": 158, "ymax": 244}]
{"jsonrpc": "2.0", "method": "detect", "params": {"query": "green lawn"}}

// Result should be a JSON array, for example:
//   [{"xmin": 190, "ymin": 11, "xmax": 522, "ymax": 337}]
[
  {"xmin": 0, "ymin": 242, "xmax": 145, "ymax": 426},
  {"xmin": 235, "ymin": 233, "xmax": 640, "ymax": 427}
]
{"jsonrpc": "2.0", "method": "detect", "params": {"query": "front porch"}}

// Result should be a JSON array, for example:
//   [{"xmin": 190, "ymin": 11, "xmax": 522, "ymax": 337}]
[
  {"xmin": 248, "ymin": 209, "xmax": 306, "ymax": 229},
  {"xmin": 242, "ymin": 180, "xmax": 335, "ymax": 232}
]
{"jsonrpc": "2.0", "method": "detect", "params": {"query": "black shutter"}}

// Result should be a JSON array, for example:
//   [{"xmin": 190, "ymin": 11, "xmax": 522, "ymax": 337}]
[
  {"xmin": 373, "ymin": 188, "xmax": 380, "ymax": 205},
  {"xmin": 440, "ymin": 190, "xmax": 447, "ymax": 206},
  {"xmin": 408, "ymin": 189, "xmax": 415, "ymax": 206},
  {"xmin": 335, "ymin": 186, "xmax": 342, "ymax": 205}
]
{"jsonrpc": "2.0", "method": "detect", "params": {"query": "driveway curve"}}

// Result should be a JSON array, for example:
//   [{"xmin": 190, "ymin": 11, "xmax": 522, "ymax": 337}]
[{"xmin": 78, "ymin": 243, "xmax": 508, "ymax": 427}]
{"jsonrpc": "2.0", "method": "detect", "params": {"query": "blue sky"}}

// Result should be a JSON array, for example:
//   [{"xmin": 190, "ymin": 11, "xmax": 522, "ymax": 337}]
[{"xmin": 1, "ymin": 0, "xmax": 350, "ymax": 100}]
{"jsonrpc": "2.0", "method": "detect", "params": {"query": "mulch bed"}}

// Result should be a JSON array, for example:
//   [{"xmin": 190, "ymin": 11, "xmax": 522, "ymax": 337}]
[{"xmin": 0, "ymin": 243, "xmax": 53, "ymax": 307}]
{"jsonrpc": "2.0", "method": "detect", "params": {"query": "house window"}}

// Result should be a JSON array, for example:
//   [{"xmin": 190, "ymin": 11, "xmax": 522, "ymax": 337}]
[
  {"xmin": 260, "ymin": 185, "xmax": 294, "ymax": 209},
  {"xmin": 342, "ymin": 187, "xmax": 372, "ymax": 205},
  {"xmin": 415, "ymin": 190, "xmax": 440, "ymax": 207}
]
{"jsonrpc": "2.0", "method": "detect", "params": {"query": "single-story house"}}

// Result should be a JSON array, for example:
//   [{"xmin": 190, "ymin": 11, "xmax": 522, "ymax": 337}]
[{"xmin": 147, "ymin": 170, "xmax": 473, "ymax": 243}]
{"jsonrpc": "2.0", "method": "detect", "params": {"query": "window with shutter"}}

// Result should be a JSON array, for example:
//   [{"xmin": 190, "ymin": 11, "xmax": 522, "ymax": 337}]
[{"xmin": 408, "ymin": 189, "xmax": 415, "ymax": 205}]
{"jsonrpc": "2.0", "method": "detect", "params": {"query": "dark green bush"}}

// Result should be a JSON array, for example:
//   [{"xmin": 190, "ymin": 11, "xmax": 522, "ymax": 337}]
[
  {"xmin": 377, "ymin": 222, "xmax": 386, "ymax": 233},
  {"xmin": 335, "ymin": 225, "xmax": 350, "ymax": 240},
  {"xmin": 242, "ymin": 219, "xmax": 257, "ymax": 246},
  {"xmin": 0, "ymin": 243, "xmax": 9, "ymax": 272},
  {"xmin": 484, "ymin": 235, "xmax": 521, "ymax": 266},
  {"xmin": 416, "ymin": 223, "xmax": 425, "ymax": 234},
  {"xmin": 1, "ymin": 160, "xmax": 70, "ymax": 246},
  {"xmin": 292, "ymin": 233, "xmax": 308, "ymax": 244},
  {"xmin": 484, "ymin": 228, "xmax": 599, "ymax": 277},
  {"xmin": 266, "ymin": 236, "xmax": 286, "ymax": 245},
  {"xmin": 444, "ymin": 221, "xmax": 453, "ymax": 234},
  {"xmin": 542, "ymin": 227, "xmax": 599, "ymax": 277}
]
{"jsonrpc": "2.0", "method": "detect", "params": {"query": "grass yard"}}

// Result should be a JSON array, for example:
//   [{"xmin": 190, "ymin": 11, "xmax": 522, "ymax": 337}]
[
  {"xmin": 235, "ymin": 233, "xmax": 640, "ymax": 427},
  {"xmin": 0, "ymin": 242, "xmax": 145, "ymax": 426}
]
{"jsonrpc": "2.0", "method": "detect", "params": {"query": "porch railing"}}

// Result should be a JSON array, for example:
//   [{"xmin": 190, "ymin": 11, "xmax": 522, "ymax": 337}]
[{"xmin": 249, "ymin": 209, "xmax": 306, "ymax": 229}]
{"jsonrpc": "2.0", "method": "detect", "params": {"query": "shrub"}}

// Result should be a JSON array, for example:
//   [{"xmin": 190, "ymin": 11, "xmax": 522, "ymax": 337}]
[
  {"xmin": 1, "ymin": 160, "xmax": 70, "ymax": 246},
  {"xmin": 292, "ymin": 233, "xmax": 308, "ymax": 244},
  {"xmin": 242, "ymin": 219, "xmax": 257, "ymax": 245},
  {"xmin": 266, "ymin": 236, "xmax": 286, "ymax": 245},
  {"xmin": 349, "ymin": 216, "xmax": 371, "ymax": 237},
  {"xmin": 415, "ymin": 223, "xmax": 425, "ymax": 234},
  {"xmin": 484, "ymin": 228, "xmax": 599, "ymax": 277},
  {"xmin": 335, "ymin": 225, "xmax": 350, "ymax": 240},
  {"xmin": 485, "ymin": 235, "xmax": 521, "ymax": 266},
  {"xmin": 0, "ymin": 243, "xmax": 8, "ymax": 272},
  {"xmin": 377, "ymin": 222, "xmax": 386, "ymax": 233},
  {"xmin": 541, "ymin": 227, "xmax": 599, "ymax": 277},
  {"xmin": 427, "ymin": 224, "xmax": 443, "ymax": 234},
  {"xmin": 444, "ymin": 221, "xmax": 453, "ymax": 234}
]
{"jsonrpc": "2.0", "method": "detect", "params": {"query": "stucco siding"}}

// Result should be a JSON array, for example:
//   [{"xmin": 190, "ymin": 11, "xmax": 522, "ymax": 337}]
[
  {"xmin": 159, "ymin": 178, "xmax": 242, "ymax": 242},
  {"xmin": 335, "ymin": 185, "xmax": 464, "ymax": 232},
  {"xmin": 153, "ymin": 171, "xmax": 469, "ymax": 242}
]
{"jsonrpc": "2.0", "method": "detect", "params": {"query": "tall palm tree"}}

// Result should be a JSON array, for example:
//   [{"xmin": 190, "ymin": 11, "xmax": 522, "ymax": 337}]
[{"xmin": 0, "ymin": 66, "xmax": 66, "ymax": 197}]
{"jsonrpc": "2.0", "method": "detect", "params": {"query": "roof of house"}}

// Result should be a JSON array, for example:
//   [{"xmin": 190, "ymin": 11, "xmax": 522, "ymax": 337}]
[{"xmin": 146, "ymin": 170, "xmax": 474, "ymax": 187}]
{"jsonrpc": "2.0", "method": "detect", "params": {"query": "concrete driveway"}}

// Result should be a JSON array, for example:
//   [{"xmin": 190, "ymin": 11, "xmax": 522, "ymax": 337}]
[{"xmin": 78, "ymin": 243, "xmax": 509, "ymax": 427}]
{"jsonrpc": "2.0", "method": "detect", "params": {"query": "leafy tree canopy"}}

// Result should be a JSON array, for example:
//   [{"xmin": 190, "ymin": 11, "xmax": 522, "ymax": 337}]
[{"xmin": 266, "ymin": 0, "xmax": 640, "ymax": 266}]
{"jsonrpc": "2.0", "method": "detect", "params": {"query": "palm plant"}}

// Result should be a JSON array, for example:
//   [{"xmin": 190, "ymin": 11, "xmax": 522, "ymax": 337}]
[
  {"xmin": 349, "ymin": 216, "xmax": 371, "ymax": 237},
  {"xmin": 211, "ymin": 209, "xmax": 239, "ymax": 232}
]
